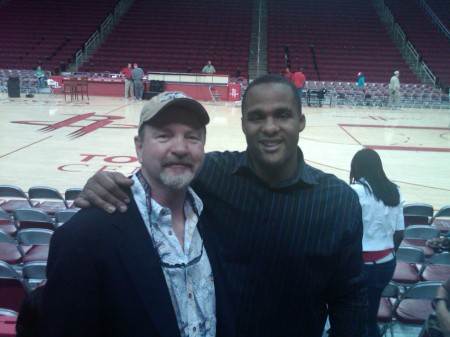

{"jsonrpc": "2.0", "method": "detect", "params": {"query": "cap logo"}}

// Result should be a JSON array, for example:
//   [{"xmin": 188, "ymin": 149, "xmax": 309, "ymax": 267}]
[{"xmin": 156, "ymin": 91, "xmax": 190, "ymax": 103}]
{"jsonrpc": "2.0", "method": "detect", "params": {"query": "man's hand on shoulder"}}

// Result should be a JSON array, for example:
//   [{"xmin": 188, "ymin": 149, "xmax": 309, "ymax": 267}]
[{"xmin": 74, "ymin": 172, "xmax": 134, "ymax": 213}]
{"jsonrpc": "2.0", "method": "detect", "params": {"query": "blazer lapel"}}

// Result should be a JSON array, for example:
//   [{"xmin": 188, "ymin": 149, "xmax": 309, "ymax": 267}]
[{"xmin": 115, "ymin": 200, "xmax": 181, "ymax": 337}]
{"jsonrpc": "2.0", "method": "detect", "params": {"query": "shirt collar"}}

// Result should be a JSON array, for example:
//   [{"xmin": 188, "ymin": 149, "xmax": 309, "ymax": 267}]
[
  {"xmin": 132, "ymin": 170, "xmax": 203, "ymax": 217},
  {"xmin": 231, "ymin": 147, "xmax": 318, "ymax": 190}
]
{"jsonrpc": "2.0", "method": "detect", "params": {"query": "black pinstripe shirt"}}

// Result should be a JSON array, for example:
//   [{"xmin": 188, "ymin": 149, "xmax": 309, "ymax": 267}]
[{"xmin": 194, "ymin": 148, "xmax": 367, "ymax": 337}]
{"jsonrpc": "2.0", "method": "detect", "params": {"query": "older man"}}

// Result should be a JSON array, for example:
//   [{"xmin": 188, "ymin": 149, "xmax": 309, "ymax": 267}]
[
  {"xmin": 40, "ymin": 92, "xmax": 235, "ymax": 337},
  {"xmin": 388, "ymin": 70, "xmax": 401, "ymax": 109},
  {"xmin": 75, "ymin": 75, "xmax": 367, "ymax": 337}
]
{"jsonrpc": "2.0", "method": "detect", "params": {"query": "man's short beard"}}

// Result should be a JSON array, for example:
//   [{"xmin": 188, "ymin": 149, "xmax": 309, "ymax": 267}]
[{"xmin": 160, "ymin": 171, "xmax": 195, "ymax": 190}]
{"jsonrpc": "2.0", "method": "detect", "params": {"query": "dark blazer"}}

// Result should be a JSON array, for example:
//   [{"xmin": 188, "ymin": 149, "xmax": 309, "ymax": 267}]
[{"xmin": 40, "ymin": 189, "xmax": 235, "ymax": 337}]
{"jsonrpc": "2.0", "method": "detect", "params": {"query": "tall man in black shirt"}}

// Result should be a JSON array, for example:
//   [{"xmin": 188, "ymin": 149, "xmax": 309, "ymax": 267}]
[{"xmin": 74, "ymin": 75, "xmax": 367, "ymax": 337}]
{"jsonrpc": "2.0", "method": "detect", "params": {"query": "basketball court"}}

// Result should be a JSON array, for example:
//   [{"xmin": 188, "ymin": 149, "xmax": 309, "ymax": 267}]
[{"xmin": 0, "ymin": 92, "xmax": 449, "ymax": 211}]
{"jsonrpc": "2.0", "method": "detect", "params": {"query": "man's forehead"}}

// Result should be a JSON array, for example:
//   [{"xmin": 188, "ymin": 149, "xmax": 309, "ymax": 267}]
[{"xmin": 244, "ymin": 83, "xmax": 295, "ymax": 106}]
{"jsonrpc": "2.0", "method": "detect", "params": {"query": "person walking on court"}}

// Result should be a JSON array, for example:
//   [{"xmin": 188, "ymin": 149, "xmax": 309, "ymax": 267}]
[{"xmin": 388, "ymin": 71, "xmax": 401, "ymax": 109}]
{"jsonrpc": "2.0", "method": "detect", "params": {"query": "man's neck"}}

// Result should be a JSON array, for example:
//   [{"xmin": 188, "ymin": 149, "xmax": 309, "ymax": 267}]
[
  {"xmin": 141, "ymin": 172, "xmax": 189, "ymax": 248},
  {"xmin": 249, "ymin": 154, "xmax": 299, "ymax": 187}
]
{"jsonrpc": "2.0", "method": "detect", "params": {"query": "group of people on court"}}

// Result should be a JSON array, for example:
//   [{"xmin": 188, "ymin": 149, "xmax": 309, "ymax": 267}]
[
  {"xmin": 120, "ymin": 60, "xmax": 216, "ymax": 101},
  {"xmin": 120, "ymin": 62, "xmax": 145, "ymax": 100},
  {"xmin": 14, "ymin": 74, "xmax": 445, "ymax": 337}
]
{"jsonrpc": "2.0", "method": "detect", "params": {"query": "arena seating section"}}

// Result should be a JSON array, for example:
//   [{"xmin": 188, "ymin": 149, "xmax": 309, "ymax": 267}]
[
  {"xmin": 267, "ymin": 0, "xmax": 419, "ymax": 84},
  {"xmin": 0, "ymin": 0, "xmax": 118, "ymax": 72},
  {"xmin": 426, "ymin": 0, "xmax": 450, "ymax": 27},
  {"xmin": 0, "ymin": 0, "xmax": 448, "ymax": 104},
  {"xmin": 83, "ymin": 0, "xmax": 252, "ymax": 78},
  {"xmin": 1, "ymin": 184, "xmax": 448, "ymax": 333},
  {"xmin": 384, "ymin": 0, "xmax": 450, "ymax": 87}
]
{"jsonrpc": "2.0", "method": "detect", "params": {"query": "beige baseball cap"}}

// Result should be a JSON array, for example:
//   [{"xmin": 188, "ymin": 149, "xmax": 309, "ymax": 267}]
[{"xmin": 138, "ymin": 91, "xmax": 209, "ymax": 129}]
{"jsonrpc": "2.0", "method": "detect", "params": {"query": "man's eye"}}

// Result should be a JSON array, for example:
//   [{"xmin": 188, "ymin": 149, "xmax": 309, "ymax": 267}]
[{"xmin": 248, "ymin": 114, "xmax": 264, "ymax": 121}]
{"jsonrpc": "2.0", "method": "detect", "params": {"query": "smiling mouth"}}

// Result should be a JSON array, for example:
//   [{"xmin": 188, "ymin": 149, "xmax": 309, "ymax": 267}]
[
  {"xmin": 164, "ymin": 163, "xmax": 192, "ymax": 169},
  {"xmin": 260, "ymin": 139, "xmax": 283, "ymax": 151}
]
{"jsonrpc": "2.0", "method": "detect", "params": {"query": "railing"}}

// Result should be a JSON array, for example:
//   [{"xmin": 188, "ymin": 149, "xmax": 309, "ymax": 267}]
[
  {"xmin": 74, "ymin": 0, "xmax": 132, "ymax": 70},
  {"xmin": 417, "ymin": 0, "xmax": 450, "ymax": 40},
  {"xmin": 420, "ymin": 62, "xmax": 436, "ymax": 85},
  {"xmin": 406, "ymin": 41, "xmax": 420, "ymax": 65},
  {"xmin": 372, "ymin": 0, "xmax": 437, "ymax": 86}
]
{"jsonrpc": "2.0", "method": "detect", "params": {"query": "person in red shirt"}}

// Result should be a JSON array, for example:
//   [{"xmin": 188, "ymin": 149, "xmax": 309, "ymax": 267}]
[
  {"xmin": 292, "ymin": 68, "xmax": 306, "ymax": 99},
  {"xmin": 120, "ymin": 63, "xmax": 134, "ymax": 99},
  {"xmin": 284, "ymin": 67, "xmax": 293, "ymax": 82}
]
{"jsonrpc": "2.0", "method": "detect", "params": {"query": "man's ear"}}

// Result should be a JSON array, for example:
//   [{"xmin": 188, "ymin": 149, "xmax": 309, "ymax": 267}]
[
  {"xmin": 299, "ymin": 114, "xmax": 306, "ymax": 133},
  {"xmin": 134, "ymin": 136, "xmax": 143, "ymax": 163}
]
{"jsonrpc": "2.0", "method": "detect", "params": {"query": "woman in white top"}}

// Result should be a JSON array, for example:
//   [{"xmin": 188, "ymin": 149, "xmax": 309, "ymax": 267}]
[{"xmin": 350, "ymin": 148, "xmax": 404, "ymax": 337}]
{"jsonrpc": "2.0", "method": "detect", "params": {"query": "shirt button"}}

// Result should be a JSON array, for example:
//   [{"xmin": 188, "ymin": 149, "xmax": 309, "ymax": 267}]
[
  {"xmin": 168, "ymin": 231, "xmax": 173, "ymax": 235},
  {"xmin": 193, "ymin": 327, "xmax": 196, "ymax": 332},
  {"xmin": 188, "ymin": 293, "xmax": 192, "ymax": 299}
]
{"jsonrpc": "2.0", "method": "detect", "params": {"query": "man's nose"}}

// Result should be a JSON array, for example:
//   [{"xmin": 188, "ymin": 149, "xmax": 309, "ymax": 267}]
[
  {"xmin": 170, "ymin": 137, "xmax": 189, "ymax": 155},
  {"xmin": 262, "ymin": 117, "xmax": 279, "ymax": 134}
]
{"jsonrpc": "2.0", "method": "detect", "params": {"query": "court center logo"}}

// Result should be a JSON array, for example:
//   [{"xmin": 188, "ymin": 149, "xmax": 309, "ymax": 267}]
[{"xmin": 12, "ymin": 112, "xmax": 136, "ymax": 139}]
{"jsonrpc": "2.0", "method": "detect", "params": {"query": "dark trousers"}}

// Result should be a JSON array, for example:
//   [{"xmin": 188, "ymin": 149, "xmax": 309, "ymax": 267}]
[{"xmin": 363, "ymin": 258, "xmax": 396, "ymax": 337}]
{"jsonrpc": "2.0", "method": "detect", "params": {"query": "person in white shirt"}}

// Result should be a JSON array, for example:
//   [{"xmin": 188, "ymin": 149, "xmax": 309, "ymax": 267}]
[
  {"xmin": 350, "ymin": 148, "xmax": 404, "ymax": 337},
  {"xmin": 388, "ymin": 70, "xmax": 401, "ymax": 109}
]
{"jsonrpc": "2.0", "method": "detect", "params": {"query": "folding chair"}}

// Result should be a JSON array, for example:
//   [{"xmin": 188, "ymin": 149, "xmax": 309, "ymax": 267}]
[
  {"xmin": 403, "ymin": 203, "xmax": 434, "ymax": 226},
  {"xmin": 54, "ymin": 209, "xmax": 78, "ymax": 227},
  {"xmin": 209, "ymin": 86, "xmax": 222, "ymax": 104},
  {"xmin": 0, "ymin": 261, "xmax": 30, "ymax": 312},
  {"xmin": 0, "ymin": 308, "xmax": 18, "ymax": 317},
  {"xmin": 377, "ymin": 281, "xmax": 399, "ymax": 337},
  {"xmin": 22, "ymin": 261, "xmax": 47, "ymax": 290},
  {"xmin": 0, "ymin": 185, "xmax": 33, "ymax": 213},
  {"xmin": 392, "ymin": 246, "xmax": 424, "ymax": 286},
  {"xmin": 0, "ymin": 208, "xmax": 16, "ymax": 236},
  {"xmin": 419, "ymin": 252, "xmax": 450, "ymax": 282},
  {"xmin": 28, "ymin": 186, "xmax": 68, "ymax": 215},
  {"xmin": 430, "ymin": 205, "xmax": 450, "ymax": 234},
  {"xmin": 64, "ymin": 188, "xmax": 82, "ymax": 209},
  {"xmin": 401, "ymin": 225, "xmax": 440, "ymax": 258},
  {"xmin": 47, "ymin": 78, "xmax": 60, "ymax": 95},
  {"xmin": 16, "ymin": 228, "xmax": 53, "ymax": 263},
  {"xmin": 0, "ymin": 309, "xmax": 18, "ymax": 336},
  {"xmin": 0, "ymin": 229, "xmax": 23, "ymax": 265},
  {"xmin": 394, "ymin": 281, "xmax": 441, "ymax": 330},
  {"xmin": 13, "ymin": 208, "xmax": 57, "ymax": 231}
]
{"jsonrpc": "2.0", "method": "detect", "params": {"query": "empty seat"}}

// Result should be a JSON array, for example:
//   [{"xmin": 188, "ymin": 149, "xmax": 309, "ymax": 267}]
[
  {"xmin": 0, "ymin": 185, "xmax": 33, "ymax": 213},
  {"xmin": 16, "ymin": 228, "xmax": 53, "ymax": 263},
  {"xmin": 392, "ymin": 246, "xmax": 424, "ymax": 286},
  {"xmin": 0, "ymin": 261, "xmax": 30, "ymax": 312},
  {"xmin": 13, "ymin": 208, "xmax": 56, "ymax": 231},
  {"xmin": 394, "ymin": 281, "xmax": 441, "ymax": 328},
  {"xmin": 0, "ymin": 229, "xmax": 23, "ymax": 265},
  {"xmin": 22, "ymin": 261, "xmax": 47, "ymax": 290},
  {"xmin": 28, "ymin": 186, "xmax": 68, "ymax": 215}
]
